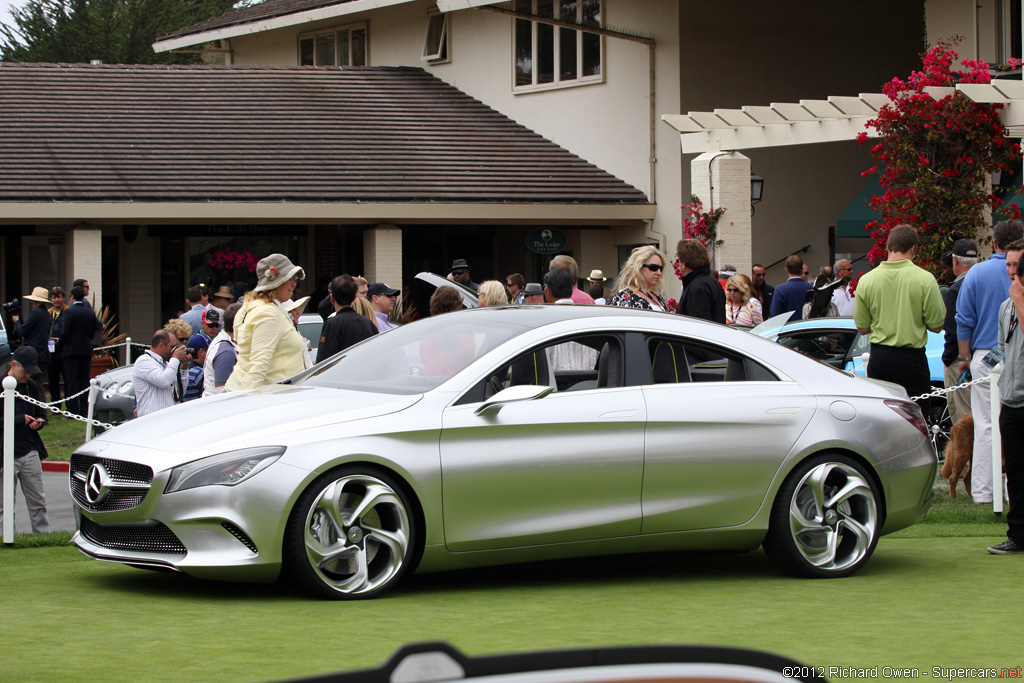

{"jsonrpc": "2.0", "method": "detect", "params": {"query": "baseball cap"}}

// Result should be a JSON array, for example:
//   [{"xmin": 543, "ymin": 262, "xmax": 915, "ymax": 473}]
[
  {"xmin": 201, "ymin": 308, "xmax": 221, "ymax": 327},
  {"xmin": 186, "ymin": 334, "xmax": 211, "ymax": 352},
  {"xmin": 367, "ymin": 283, "xmax": 400, "ymax": 298},
  {"xmin": 12, "ymin": 346, "xmax": 41, "ymax": 375},
  {"xmin": 951, "ymin": 239, "xmax": 979, "ymax": 258}
]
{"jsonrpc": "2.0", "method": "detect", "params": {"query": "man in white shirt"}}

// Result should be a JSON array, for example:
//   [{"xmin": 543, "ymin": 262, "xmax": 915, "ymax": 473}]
[
  {"xmin": 831, "ymin": 259, "xmax": 855, "ymax": 316},
  {"xmin": 133, "ymin": 329, "xmax": 188, "ymax": 417}
]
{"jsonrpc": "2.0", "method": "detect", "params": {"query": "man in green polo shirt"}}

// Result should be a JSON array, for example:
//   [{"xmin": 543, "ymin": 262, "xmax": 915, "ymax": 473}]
[{"xmin": 854, "ymin": 224, "xmax": 946, "ymax": 416}]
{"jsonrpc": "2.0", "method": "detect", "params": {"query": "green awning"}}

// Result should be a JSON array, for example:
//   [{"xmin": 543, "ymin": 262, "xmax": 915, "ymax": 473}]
[{"xmin": 836, "ymin": 174, "xmax": 883, "ymax": 238}]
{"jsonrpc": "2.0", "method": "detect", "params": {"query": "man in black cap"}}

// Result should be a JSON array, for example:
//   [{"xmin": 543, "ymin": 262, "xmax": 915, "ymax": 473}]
[
  {"xmin": 943, "ymin": 238, "xmax": 979, "ymax": 425},
  {"xmin": 367, "ymin": 282, "xmax": 400, "ymax": 333},
  {"xmin": 449, "ymin": 259, "xmax": 479, "ymax": 293},
  {"xmin": 0, "ymin": 346, "xmax": 50, "ymax": 534}
]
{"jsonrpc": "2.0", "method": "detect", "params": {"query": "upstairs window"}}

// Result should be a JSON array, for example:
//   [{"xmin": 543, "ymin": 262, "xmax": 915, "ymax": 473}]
[
  {"xmin": 299, "ymin": 23, "xmax": 367, "ymax": 66},
  {"xmin": 514, "ymin": 0, "xmax": 602, "ymax": 91},
  {"xmin": 422, "ymin": 11, "xmax": 450, "ymax": 63}
]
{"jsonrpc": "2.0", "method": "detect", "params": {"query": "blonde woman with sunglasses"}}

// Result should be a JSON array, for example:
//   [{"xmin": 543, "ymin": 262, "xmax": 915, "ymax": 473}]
[{"xmin": 610, "ymin": 245, "xmax": 669, "ymax": 311}]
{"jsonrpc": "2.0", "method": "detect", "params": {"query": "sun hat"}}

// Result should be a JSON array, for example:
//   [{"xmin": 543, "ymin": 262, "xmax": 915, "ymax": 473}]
[
  {"xmin": 253, "ymin": 254, "xmax": 305, "ymax": 293},
  {"xmin": 23, "ymin": 286, "xmax": 51, "ymax": 304},
  {"xmin": 12, "ymin": 346, "xmax": 41, "ymax": 374},
  {"xmin": 210, "ymin": 285, "xmax": 234, "ymax": 302},
  {"xmin": 285, "ymin": 295, "xmax": 310, "ymax": 313},
  {"xmin": 587, "ymin": 270, "xmax": 607, "ymax": 282},
  {"xmin": 951, "ymin": 239, "xmax": 979, "ymax": 258}
]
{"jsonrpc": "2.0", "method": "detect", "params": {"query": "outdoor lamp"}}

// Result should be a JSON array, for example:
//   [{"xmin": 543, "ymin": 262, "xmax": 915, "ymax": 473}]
[{"xmin": 750, "ymin": 173, "xmax": 765, "ymax": 203}]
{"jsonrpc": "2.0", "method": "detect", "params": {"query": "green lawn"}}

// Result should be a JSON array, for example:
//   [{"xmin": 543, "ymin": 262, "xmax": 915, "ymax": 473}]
[{"xmin": 1, "ymin": 476, "xmax": 1018, "ymax": 683}]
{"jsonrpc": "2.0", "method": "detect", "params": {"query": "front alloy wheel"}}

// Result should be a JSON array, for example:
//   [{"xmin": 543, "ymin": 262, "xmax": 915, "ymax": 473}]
[
  {"xmin": 285, "ymin": 468, "xmax": 414, "ymax": 599},
  {"xmin": 763, "ymin": 455, "xmax": 880, "ymax": 578}
]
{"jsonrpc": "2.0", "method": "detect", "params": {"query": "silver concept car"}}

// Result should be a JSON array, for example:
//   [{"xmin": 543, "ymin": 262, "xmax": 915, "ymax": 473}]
[{"xmin": 70, "ymin": 306, "xmax": 936, "ymax": 599}]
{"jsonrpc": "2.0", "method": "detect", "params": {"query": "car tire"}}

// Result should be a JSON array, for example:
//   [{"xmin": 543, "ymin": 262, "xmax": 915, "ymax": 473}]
[
  {"xmin": 283, "ymin": 466, "xmax": 416, "ymax": 599},
  {"xmin": 762, "ymin": 454, "xmax": 880, "ymax": 578}
]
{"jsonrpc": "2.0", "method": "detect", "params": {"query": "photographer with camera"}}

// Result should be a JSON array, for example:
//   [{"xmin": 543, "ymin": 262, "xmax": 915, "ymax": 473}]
[
  {"xmin": 11, "ymin": 287, "xmax": 52, "ymax": 384},
  {"xmin": 132, "ymin": 329, "xmax": 188, "ymax": 418}
]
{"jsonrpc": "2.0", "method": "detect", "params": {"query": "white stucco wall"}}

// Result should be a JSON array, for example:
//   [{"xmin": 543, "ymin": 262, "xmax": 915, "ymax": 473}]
[{"xmin": 226, "ymin": 1, "xmax": 682, "ymax": 284}]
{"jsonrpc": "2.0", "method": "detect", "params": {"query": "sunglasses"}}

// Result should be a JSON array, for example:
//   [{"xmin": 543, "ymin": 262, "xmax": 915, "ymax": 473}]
[
  {"xmin": 726, "ymin": 287, "xmax": 739, "ymax": 292},
  {"xmin": 641, "ymin": 264, "xmax": 663, "ymax": 272},
  {"xmin": 177, "ymin": 337, "xmax": 189, "ymax": 343},
  {"xmin": 452, "ymin": 270, "xmax": 468, "ymax": 276}
]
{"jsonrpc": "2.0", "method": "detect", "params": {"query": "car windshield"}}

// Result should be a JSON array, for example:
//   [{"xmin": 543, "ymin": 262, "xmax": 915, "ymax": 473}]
[{"xmin": 293, "ymin": 313, "xmax": 529, "ymax": 394}]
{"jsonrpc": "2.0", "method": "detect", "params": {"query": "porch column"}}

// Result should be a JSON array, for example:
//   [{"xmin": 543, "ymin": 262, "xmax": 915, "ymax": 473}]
[
  {"xmin": 364, "ymin": 223, "xmax": 403, "ymax": 290},
  {"xmin": 690, "ymin": 151, "xmax": 752, "ymax": 275},
  {"xmin": 65, "ymin": 224, "xmax": 103, "ymax": 310}
]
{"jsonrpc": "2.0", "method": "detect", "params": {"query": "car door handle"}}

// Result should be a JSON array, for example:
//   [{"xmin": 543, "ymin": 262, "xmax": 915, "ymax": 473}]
[{"xmin": 600, "ymin": 410, "xmax": 638, "ymax": 419}]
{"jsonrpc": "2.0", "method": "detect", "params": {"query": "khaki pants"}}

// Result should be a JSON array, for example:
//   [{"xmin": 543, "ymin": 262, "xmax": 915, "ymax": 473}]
[
  {"xmin": 0, "ymin": 450, "xmax": 51, "ymax": 534},
  {"xmin": 943, "ymin": 363, "xmax": 972, "ymax": 426}
]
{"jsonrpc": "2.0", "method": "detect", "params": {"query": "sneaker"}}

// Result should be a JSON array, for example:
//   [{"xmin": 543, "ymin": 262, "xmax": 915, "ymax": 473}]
[{"xmin": 987, "ymin": 539, "xmax": 1024, "ymax": 555}]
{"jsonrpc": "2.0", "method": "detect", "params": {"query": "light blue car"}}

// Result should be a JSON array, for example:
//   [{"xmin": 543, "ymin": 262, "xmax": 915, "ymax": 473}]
[{"xmin": 753, "ymin": 313, "xmax": 945, "ymax": 383}]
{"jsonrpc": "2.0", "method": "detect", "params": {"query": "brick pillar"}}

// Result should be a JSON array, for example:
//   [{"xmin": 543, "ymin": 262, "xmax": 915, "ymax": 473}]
[
  {"xmin": 364, "ymin": 223, "xmax": 403, "ymax": 290},
  {"xmin": 690, "ymin": 151, "xmax": 752, "ymax": 275},
  {"xmin": 65, "ymin": 224, "xmax": 103, "ymax": 310}
]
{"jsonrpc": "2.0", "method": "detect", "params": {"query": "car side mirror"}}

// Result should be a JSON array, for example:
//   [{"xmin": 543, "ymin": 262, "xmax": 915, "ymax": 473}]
[{"xmin": 474, "ymin": 384, "xmax": 553, "ymax": 416}]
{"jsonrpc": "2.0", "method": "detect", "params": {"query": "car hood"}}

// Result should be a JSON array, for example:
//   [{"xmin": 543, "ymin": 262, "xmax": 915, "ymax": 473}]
[{"xmin": 93, "ymin": 383, "xmax": 422, "ymax": 457}]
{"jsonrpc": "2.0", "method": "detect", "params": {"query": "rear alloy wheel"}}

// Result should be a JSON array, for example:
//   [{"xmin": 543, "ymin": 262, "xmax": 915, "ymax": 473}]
[
  {"xmin": 285, "ymin": 467, "xmax": 414, "ymax": 599},
  {"xmin": 763, "ymin": 455, "xmax": 880, "ymax": 578}
]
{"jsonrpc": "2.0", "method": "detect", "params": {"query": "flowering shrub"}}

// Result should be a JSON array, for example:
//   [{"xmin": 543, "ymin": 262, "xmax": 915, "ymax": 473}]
[
  {"xmin": 858, "ymin": 37, "xmax": 1020, "ymax": 271},
  {"xmin": 210, "ymin": 247, "xmax": 258, "ymax": 273},
  {"xmin": 682, "ymin": 195, "xmax": 726, "ymax": 247}
]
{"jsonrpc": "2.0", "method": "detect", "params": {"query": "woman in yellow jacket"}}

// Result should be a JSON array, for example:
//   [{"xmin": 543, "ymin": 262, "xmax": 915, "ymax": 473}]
[{"xmin": 226, "ymin": 253, "xmax": 307, "ymax": 391}]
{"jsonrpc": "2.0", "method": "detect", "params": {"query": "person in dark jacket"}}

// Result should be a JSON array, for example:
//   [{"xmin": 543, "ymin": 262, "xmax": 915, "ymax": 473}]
[
  {"xmin": 11, "ymin": 286, "xmax": 52, "ymax": 383},
  {"xmin": 58, "ymin": 286, "xmax": 98, "ymax": 417},
  {"xmin": 47, "ymin": 287, "xmax": 69, "ymax": 403},
  {"xmin": 770, "ymin": 255, "xmax": 814, "ymax": 319},
  {"xmin": 751, "ymin": 264, "xmax": 774, "ymax": 314},
  {"xmin": 0, "ymin": 346, "xmax": 50, "ymax": 534},
  {"xmin": 675, "ymin": 239, "xmax": 726, "ymax": 324},
  {"xmin": 317, "ymin": 275, "xmax": 377, "ymax": 363}
]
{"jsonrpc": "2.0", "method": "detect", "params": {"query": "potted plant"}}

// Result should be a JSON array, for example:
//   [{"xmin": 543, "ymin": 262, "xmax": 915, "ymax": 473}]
[{"xmin": 90, "ymin": 305, "xmax": 129, "ymax": 378}]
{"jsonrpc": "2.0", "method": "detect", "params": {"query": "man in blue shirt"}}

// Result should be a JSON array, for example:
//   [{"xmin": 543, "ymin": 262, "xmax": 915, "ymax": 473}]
[
  {"xmin": 956, "ymin": 219, "xmax": 1024, "ymax": 505},
  {"xmin": 769, "ymin": 255, "xmax": 813, "ymax": 319},
  {"xmin": 180, "ymin": 285, "xmax": 209, "ymax": 336},
  {"xmin": 183, "ymin": 333, "xmax": 211, "ymax": 401}
]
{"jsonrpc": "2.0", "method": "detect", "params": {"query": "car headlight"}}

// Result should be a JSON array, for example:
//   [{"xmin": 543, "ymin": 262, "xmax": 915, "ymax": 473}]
[
  {"xmin": 118, "ymin": 381, "xmax": 133, "ymax": 395},
  {"xmin": 165, "ymin": 446, "xmax": 285, "ymax": 494}
]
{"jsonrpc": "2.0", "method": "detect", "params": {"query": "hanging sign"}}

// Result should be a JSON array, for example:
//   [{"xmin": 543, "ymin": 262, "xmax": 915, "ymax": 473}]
[{"xmin": 525, "ymin": 228, "xmax": 568, "ymax": 255}]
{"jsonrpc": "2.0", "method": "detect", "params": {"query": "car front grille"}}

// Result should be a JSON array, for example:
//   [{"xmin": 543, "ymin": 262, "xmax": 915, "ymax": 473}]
[
  {"xmin": 79, "ymin": 517, "xmax": 187, "ymax": 555},
  {"xmin": 70, "ymin": 453, "xmax": 154, "ymax": 512},
  {"xmin": 221, "ymin": 522, "xmax": 259, "ymax": 554}
]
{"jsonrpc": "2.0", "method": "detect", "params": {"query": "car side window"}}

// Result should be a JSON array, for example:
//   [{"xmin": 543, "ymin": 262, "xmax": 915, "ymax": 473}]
[
  {"xmin": 455, "ymin": 334, "xmax": 623, "ymax": 405},
  {"xmin": 647, "ymin": 336, "xmax": 776, "ymax": 384}
]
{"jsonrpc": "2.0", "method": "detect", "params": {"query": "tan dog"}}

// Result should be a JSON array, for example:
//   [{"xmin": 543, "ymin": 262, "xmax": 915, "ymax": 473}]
[{"xmin": 940, "ymin": 414, "xmax": 974, "ymax": 498}]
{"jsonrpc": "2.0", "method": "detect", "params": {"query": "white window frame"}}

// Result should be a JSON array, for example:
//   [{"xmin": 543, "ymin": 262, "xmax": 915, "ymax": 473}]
[
  {"xmin": 512, "ymin": 0, "xmax": 604, "ymax": 93},
  {"xmin": 297, "ymin": 22, "xmax": 368, "ymax": 67},
  {"xmin": 421, "ymin": 10, "xmax": 451, "ymax": 64}
]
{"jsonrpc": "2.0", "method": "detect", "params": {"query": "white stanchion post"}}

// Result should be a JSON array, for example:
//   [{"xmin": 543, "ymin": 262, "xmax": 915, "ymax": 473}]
[
  {"xmin": 85, "ymin": 378, "xmax": 100, "ymax": 443},
  {"xmin": 3, "ymin": 375, "xmax": 17, "ymax": 545},
  {"xmin": 990, "ymin": 364, "xmax": 1004, "ymax": 515},
  {"xmin": 861, "ymin": 352, "xmax": 870, "ymax": 374},
  {"xmin": 125, "ymin": 337, "xmax": 132, "ymax": 365}
]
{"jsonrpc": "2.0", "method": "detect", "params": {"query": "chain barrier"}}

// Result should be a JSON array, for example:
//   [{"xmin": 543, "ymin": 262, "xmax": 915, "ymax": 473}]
[
  {"xmin": 10, "ymin": 388, "xmax": 115, "ymax": 431},
  {"xmin": 908, "ymin": 374, "xmax": 991, "ymax": 402}
]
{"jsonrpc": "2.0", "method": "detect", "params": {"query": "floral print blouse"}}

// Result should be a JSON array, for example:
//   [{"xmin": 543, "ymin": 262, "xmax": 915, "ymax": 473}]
[{"xmin": 610, "ymin": 288, "xmax": 667, "ymax": 311}]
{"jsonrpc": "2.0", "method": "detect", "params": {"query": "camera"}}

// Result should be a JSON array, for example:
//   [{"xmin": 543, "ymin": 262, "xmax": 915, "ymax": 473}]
[{"xmin": 2, "ymin": 298, "xmax": 20, "ymax": 314}]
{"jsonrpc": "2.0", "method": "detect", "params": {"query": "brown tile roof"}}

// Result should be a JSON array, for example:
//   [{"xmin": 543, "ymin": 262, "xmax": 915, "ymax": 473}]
[
  {"xmin": 0, "ymin": 62, "xmax": 648, "ymax": 205},
  {"xmin": 159, "ymin": 0, "xmax": 352, "ymax": 42}
]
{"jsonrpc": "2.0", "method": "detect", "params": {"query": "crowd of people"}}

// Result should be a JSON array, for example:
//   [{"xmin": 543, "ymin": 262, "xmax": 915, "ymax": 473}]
[{"xmin": 3, "ymin": 233, "xmax": 1023, "ymax": 556}]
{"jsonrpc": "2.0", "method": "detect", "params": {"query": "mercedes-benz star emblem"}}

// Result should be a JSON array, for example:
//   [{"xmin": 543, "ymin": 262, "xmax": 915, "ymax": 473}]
[{"xmin": 85, "ymin": 463, "xmax": 113, "ymax": 505}]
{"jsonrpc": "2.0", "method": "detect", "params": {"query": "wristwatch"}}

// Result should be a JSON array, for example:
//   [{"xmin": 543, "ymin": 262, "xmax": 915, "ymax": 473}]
[{"xmin": 957, "ymin": 356, "xmax": 970, "ymax": 362}]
